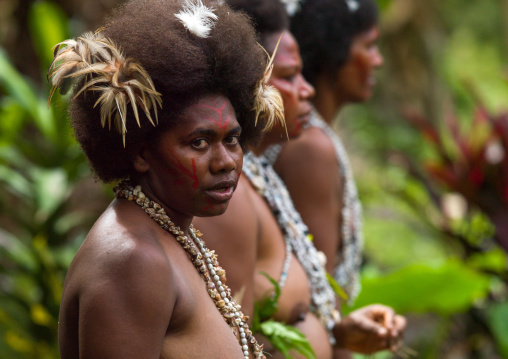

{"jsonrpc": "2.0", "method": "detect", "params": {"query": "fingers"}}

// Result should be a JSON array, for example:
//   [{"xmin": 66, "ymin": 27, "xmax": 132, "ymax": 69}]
[{"xmin": 342, "ymin": 305, "xmax": 408, "ymax": 355}]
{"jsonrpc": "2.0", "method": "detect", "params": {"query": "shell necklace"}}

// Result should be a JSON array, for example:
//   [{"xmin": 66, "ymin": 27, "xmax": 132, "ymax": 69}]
[{"xmin": 114, "ymin": 181, "xmax": 265, "ymax": 359}]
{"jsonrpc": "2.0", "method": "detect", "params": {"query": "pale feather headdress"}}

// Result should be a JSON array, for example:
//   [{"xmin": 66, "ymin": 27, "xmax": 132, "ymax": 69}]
[
  {"xmin": 48, "ymin": 30, "xmax": 162, "ymax": 147},
  {"xmin": 345, "ymin": 0, "xmax": 360, "ymax": 12},
  {"xmin": 254, "ymin": 37, "xmax": 286, "ymax": 134},
  {"xmin": 175, "ymin": 0, "xmax": 218, "ymax": 38},
  {"xmin": 281, "ymin": 0, "xmax": 302, "ymax": 16}
]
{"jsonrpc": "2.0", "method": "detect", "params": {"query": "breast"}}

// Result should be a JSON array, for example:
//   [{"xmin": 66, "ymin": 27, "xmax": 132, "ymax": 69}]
[{"xmin": 253, "ymin": 194, "xmax": 312, "ymax": 325}]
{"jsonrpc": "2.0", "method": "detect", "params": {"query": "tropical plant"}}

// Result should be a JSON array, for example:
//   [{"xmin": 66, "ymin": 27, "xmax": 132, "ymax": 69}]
[
  {"xmin": 404, "ymin": 104, "xmax": 508, "ymax": 253},
  {"xmin": 0, "ymin": 2, "xmax": 109, "ymax": 358},
  {"xmin": 362, "ymin": 101, "xmax": 508, "ymax": 359},
  {"xmin": 252, "ymin": 273, "xmax": 316, "ymax": 359}
]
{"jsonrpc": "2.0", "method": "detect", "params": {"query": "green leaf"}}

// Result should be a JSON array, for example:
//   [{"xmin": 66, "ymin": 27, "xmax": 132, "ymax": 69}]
[
  {"xmin": 0, "ymin": 49, "xmax": 39, "ymax": 119},
  {"xmin": 0, "ymin": 229, "xmax": 37, "ymax": 272},
  {"xmin": 255, "ymin": 272, "xmax": 281, "ymax": 322},
  {"xmin": 347, "ymin": 260, "xmax": 491, "ymax": 315},
  {"xmin": 326, "ymin": 272, "xmax": 349, "ymax": 301},
  {"xmin": 260, "ymin": 320, "xmax": 316, "ymax": 359},
  {"xmin": 28, "ymin": 1, "xmax": 69, "ymax": 72},
  {"xmin": 0, "ymin": 99, "xmax": 25, "ymax": 142},
  {"xmin": 486, "ymin": 301, "xmax": 508, "ymax": 357},
  {"xmin": 467, "ymin": 248, "xmax": 507, "ymax": 274},
  {"xmin": 31, "ymin": 168, "xmax": 70, "ymax": 224},
  {"xmin": 0, "ymin": 48, "xmax": 56, "ymax": 141},
  {"xmin": 0, "ymin": 165, "xmax": 32, "ymax": 199}
]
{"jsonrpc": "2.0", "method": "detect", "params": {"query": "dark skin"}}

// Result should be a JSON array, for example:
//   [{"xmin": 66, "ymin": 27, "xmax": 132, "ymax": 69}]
[
  {"xmin": 271, "ymin": 27, "xmax": 405, "ymax": 358},
  {"xmin": 196, "ymin": 30, "xmax": 402, "ymax": 358},
  {"xmin": 58, "ymin": 94, "xmax": 252, "ymax": 359}
]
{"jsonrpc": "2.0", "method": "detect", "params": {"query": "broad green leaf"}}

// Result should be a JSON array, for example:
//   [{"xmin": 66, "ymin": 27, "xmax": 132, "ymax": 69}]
[
  {"xmin": 486, "ymin": 301, "xmax": 508, "ymax": 357},
  {"xmin": 0, "ymin": 165, "xmax": 32, "ymax": 199},
  {"xmin": 260, "ymin": 320, "xmax": 316, "ymax": 359},
  {"xmin": 31, "ymin": 168, "xmax": 69, "ymax": 223},
  {"xmin": 0, "ymin": 49, "xmax": 56, "ymax": 140},
  {"xmin": 0, "ymin": 99, "xmax": 25, "ymax": 142},
  {"xmin": 0, "ymin": 145, "xmax": 31, "ymax": 169},
  {"xmin": 0, "ymin": 229, "xmax": 37, "ymax": 271},
  {"xmin": 28, "ymin": 1, "xmax": 69, "ymax": 71},
  {"xmin": 467, "ymin": 248, "xmax": 507, "ymax": 274},
  {"xmin": 347, "ymin": 260, "xmax": 491, "ymax": 315},
  {"xmin": 0, "ymin": 49, "xmax": 39, "ymax": 120}
]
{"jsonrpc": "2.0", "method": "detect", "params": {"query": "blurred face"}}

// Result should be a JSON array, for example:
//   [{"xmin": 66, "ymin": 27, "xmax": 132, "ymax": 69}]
[
  {"xmin": 136, "ymin": 94, "xmax": 243, "ymax": 222},
  {"xmin": 334, "ymin": 26, "xmax": 383, "ymax": 103},
  {"xmin": 267, "ymin": 30, "xmax": 315, "ymax": 140}
]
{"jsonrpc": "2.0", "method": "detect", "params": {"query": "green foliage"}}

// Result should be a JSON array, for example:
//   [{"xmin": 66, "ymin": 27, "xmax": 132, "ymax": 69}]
[
  {"xmin": 259, "ymin": 321, "xmax": 316, "ymax": 359},
  {"xmin": 252, "ymin": 272, "xmax": 316, "ymax": 359},
  {"xmin": 326, "ymin": 273, "xmax": 349, "ymax": 302},
  {"xmin": 486, "ymin": 301, "xmax": 508, "ymax": 358},
  {"xmin": 348, "ymin": 260, "xmax": 492, "ymax": 315},
  {"xmin": 467, "ymin": 248, "xmax": 507, "ymax": 274},
  {"xmin": 0, "ymin": 2, "xmax": 105, "ymax": 357},
  {"xmin": 252, "ymin": 272, "xmax": 281, "ymax": 327},
  {"xmin": 28, "ymin": 1, "xmax": 69, "ymax": 73}
]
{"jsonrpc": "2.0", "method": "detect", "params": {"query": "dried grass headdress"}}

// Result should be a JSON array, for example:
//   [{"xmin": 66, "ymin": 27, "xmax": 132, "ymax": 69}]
[
  {"xmin": 254, "ymin": 36, "xmax": 286, "ymax": 134},
  {"xmin": 48, "ymin": 30, "xmax": 162, "ymax": 147}
]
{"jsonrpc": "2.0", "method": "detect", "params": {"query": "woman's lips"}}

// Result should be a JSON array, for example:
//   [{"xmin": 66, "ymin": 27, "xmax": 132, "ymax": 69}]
[{"xmin": 205, "ymin": 186, "xmax": 234, "ymax": 202}]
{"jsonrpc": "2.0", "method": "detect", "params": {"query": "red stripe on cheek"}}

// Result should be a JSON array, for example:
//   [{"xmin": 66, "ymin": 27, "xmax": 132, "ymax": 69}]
[{"xmin": 168, "ymin": 150, "xmax": 199, "ymax": 188}]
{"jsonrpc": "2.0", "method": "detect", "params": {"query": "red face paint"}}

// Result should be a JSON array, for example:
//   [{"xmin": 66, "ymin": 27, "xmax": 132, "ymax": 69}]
[
  {"xmin": 197, "ymin": 100, "xmax": 231, "ymax": 131},
  {"xmin": 203, "ymin": 197, "xmax": 215, "ymax": 212},
  {"xmin": 168, "ymin": 149, "xmax": 199, "ymax": 188},
  {"xmin": 268, "ymin": 31, "xmax": 314, "ymax": 139}
]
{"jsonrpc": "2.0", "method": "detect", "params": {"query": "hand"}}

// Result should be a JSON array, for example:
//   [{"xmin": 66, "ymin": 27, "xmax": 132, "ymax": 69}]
[{"xmin": 333, "ymin": 304, "xmax": 406, "ymax": 354}]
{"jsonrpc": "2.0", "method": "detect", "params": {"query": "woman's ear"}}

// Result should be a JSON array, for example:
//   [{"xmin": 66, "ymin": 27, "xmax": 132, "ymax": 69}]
[{"xmin": 132, "ymin": 146, "xmax": 150, "ymax": 173}]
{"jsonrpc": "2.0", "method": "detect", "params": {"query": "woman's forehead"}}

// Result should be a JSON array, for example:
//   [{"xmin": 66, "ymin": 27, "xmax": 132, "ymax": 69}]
[
  {"xmin": 273, "ymin": 32, "xmax": 300, "ymax": 67},
  {"xmin": 176, "ymin": 95, "xmax": 239, "ymax": 131}
]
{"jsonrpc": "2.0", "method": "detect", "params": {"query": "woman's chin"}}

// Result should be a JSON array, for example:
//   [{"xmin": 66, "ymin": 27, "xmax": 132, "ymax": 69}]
[{"xmin": 195, "ymin": 201, "xmax": 230, "ymax": 218}]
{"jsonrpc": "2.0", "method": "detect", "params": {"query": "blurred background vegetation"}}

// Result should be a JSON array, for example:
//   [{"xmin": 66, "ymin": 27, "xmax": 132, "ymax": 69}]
[{"xmin": 0, "ymin": 0, "xmax": 507, "ymax": 358}]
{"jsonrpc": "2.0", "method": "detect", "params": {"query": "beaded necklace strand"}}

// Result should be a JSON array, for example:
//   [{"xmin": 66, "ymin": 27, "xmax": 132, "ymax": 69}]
[{"xmin": 114, "ymin": 181, "xmax": 265, "ymax": 359}]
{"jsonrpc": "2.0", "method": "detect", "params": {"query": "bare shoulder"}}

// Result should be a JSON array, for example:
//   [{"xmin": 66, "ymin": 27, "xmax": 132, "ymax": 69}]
[
  {"xmin": 64, "ymin": 199, "xmax": 175, "ymax": 304},
  {"xmin": 274, "ymin": 127, "xmax": 338, "ymax": 184}
]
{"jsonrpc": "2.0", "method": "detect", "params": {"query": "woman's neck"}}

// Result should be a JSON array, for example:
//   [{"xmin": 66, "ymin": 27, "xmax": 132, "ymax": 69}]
[
  {"xmin": 312, "ymin": 75, "xmax": 346, "ymax": 124},
  {"xmin": 133, "ymin": 177, "xmax": 193, "ymax": 233}
]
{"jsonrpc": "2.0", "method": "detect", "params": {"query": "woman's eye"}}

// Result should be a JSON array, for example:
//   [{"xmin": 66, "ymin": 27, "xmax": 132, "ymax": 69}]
[
  {"xmin": 192, "ymin": 139, "xmax": 209, "ymax": 149},
  {"xmin": 225, "ymin": 136, "xmax": 239, "ymax": 145},
  {"xmin": 282, "ymin": 74, "xmax": 297, "ymax": 82}
]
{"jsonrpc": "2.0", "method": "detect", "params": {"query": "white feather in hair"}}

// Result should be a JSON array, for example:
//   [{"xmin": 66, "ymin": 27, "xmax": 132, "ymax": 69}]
[
  {"xmin": 253, "ymin": 37, "xmax": 286, "ymax": 135},
  {"xmin": 48, "ymin": 31, "xmax": 162, "ymax": 147},
  {"xmin": 281, "ymin": 0, "xmax": 301, "ymax": 16},
  {"xmin": 175, "ymin": 0, "xmax": 218, "ymax": 38}
]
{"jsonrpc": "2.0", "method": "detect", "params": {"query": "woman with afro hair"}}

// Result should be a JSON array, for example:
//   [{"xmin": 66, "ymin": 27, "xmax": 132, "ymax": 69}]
[{"xmin": 49, "ymin": 0, "xmax": 284, "ymax": 357}]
